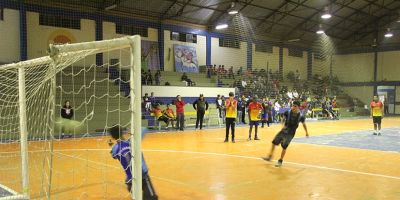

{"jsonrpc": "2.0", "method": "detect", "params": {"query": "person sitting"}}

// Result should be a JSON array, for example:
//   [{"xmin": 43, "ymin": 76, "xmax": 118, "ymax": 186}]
[
  {"xmin": 181, "ymin": 72, "xmax": 193, "ymax": 86},
  {"xmin": 228, "ymin": 66, "xmax": 234, "ymax": 79},
  {"xmin": 162, "ymin": 104, "xmax": 176, "ymax": 128},
  {"xmin": 152, "ymin": 104, "xmax": 171, "ymax": 129}
]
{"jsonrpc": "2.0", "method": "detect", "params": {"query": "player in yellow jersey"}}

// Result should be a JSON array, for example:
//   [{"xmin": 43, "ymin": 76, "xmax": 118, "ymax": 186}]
[
  {"xmin": 224, "ymin": 92, "xmax": 237, "ymax": 143},
  {"xmin": 370, "ymin": 95, "xmax": 384, "ymax": 135}
]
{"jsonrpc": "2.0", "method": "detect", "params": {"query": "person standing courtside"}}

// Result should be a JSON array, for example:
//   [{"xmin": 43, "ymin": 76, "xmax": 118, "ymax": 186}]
[
  {"xmin": 370, "ymin": 95, "xmax": 384, "ymax": 135},
  {"xmin": 175, "ymin": 95, "xmax": 185, "ymax": 131},
  {"xmin": 216, "ymin": 95, "xmax": 223, "ymax": 119},
  {"xmin": 238, "ymin": 95, "xmax": 247, "ymax": 124},
  {"xmin": 193, "ymin": 94, "xmax": 209, "ymax": 130},
  {"xmin": 224, "ymin": 92, "xmax": 237, "ymax": 143}
]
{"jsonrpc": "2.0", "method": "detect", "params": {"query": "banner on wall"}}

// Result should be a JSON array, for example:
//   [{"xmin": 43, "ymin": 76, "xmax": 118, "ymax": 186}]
[
  {"xmin": 174, "ymin": 44, "xmax": 199, "ymax": 73},
  {"xmin": 141, "ymin": 40, "xmax": 160, "ymax": 71}
]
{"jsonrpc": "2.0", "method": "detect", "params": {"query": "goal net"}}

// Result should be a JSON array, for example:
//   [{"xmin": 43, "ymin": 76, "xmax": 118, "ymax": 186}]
[{"xmin": 0, "ymin": 36, "xmax": 142, "ymax": 199}]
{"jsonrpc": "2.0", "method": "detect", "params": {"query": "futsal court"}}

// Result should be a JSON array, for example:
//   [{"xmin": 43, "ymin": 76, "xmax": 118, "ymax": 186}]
[
  {"xmin": 1, "ymin": 0, "xmax": 400, "ymax": 200},
  {"xmin": 1, "ymin": 117, "xmax": 399, "ymax": 200}
]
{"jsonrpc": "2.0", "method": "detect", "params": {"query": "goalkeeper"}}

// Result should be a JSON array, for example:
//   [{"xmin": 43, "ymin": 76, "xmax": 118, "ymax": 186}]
[{"xmin": 109, "ymin": 125, "xmax": 158, "ymax": 200}]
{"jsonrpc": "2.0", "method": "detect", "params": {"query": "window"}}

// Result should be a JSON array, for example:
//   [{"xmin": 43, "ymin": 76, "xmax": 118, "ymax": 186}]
[
  {"xmin": 170, "ymin": 31, "xmax": 197, "ymax": 43},
  {"xmin": 288, "ymin": 48, "xmax": 303, "ymax": 58},
  {"xmin": 219, "ymin": 38, "xmax": 240, "ymax": 49},
  {"xmin": 116, "ymin": 24, "xmax": 148, "ymax": 37},
  {"xmin": 255, "ymin": 44, "xmax": 273, "ymax": 53},
  {"xmin": 39, "ymin": 14, "xmax": 81, "ymax": 29},
  {"xmin": 0, "ymin": 8, "xmax": 4, "ymax": 21}
]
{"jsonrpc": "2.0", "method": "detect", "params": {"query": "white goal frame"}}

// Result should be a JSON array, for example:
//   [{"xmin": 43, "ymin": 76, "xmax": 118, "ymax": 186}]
[{"xmin": 1, "ymin": 35, "xmax": 142, "ymax": 200}]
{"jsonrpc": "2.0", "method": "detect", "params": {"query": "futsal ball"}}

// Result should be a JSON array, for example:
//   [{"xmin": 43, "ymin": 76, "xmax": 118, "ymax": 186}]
[{"xmin": 56, "ymin": 118, "xmax": 85, "ymax": 133}]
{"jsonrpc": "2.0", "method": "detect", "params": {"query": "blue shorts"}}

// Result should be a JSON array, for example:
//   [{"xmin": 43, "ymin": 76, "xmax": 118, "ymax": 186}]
[{"xmin": 249, "ymin": 121, "xmax": 259, "ymax": 126}]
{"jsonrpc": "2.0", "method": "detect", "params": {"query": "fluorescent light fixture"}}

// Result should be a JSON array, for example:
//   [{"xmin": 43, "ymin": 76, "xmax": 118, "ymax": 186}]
[
  {"xmin": 105, "ymin": 4, "xmax": 117, "ymax": 10},
  {"xmin": 228, "ymin": 2, "xmax": 239, "ymax": 15},
  {"xmin": 384, "ymin": 32, "xmax": 393, "ymax": 38},
  {"xmin": 321, "ymin": 7, "xmax": 331, "ymax": 19},
  {"xmin": 216, "ymin": 24, "xmax": 228, "ymax": 30},
  {"xmin": 287, "ymin": 38, "xmax": 300, "ymax": 42},
  {"xmin": 384, "ymin": 28, "xmax": 393, "ymax": 38},
  {"xmin": 316, "ymin": 24, "xmax": 324, "ymax": 34},
  {"xmin": 321, "ymin": 13, "xmax": 332, "ymax": 19},
  {"xmin": 228, "ymin": 10, "xmax": 239, "ymax": 15}
]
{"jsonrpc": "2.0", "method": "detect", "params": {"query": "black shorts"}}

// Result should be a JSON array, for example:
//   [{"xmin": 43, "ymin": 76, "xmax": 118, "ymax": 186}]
[
  {"xmin": 272, "ymin": 129, "xmax": 295, "ymax": 149},
  {"xmin": 372, "ymin": 116, "xmax": 382, "ymax": 124},
  {"xmin": 158, "ymin": 116, "xmax": 169, "ymax": 123}
]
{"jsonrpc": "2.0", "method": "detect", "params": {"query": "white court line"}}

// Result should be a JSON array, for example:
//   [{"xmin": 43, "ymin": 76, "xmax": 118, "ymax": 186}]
[
  {"xmin": 1, "ymin": 149, "xmax": 400, "ymax": 181},
  {"xmin": 143, "ymin": 149, "xmax": 400, "ymax": 181},
  {"xmin": 0, "ymin": 183, "xmax": 28, "ymax": 200},
  {"xmin": 0, "ymin": 183, "xmax": 18, "ymax": 195}
]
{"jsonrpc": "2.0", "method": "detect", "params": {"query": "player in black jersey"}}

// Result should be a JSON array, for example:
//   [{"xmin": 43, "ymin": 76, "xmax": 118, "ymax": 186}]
[{"xmin": 263, "ymin": 101, "xmax": 309, "ymax": 167}]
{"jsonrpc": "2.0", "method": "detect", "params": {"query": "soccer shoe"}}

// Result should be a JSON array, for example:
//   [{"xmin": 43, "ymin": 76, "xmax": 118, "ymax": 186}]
[
  {"xmin": 275, "ymin": 159, "xmax": 283, "ymax": 167},
  {"xmin": 254, "ymin": 137, "xmax": 260, "ymax": 140},
  {"xmin": 262, "ymin": 156, "xmax": 272, "ymax": 161},
  {"xmin": 232, "ymin": 139, "xmax": 235, "ymax": 143},
  {"xmin": 373, "ymin": 132, "xmax": 377, "ymax": 135},
  {"xmin": 378, "ymin": 132, "xmax": 381, "ymax": 136},
  {"xmin": 247, "ymin": 137, "xmax": 251, "ymax": 141},
  {"xmin": 224, "ymin": 138, "xmax": 228, "ymax": 143}
]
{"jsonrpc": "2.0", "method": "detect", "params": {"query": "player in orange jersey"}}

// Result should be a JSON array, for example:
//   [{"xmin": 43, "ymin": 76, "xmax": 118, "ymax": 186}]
[{"xmin": 370, "ymin": 95, "xmax": 384, "ymax": 135}]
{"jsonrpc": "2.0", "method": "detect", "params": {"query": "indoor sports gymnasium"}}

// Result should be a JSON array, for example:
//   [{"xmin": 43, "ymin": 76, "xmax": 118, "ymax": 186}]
[{"xmin": 0, "ymin": 0, "xmax": 400, "ymax": 199}]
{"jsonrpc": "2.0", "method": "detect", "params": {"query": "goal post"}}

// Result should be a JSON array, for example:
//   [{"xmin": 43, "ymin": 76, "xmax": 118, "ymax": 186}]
[{"xmin": 0, "ymin": 35, "xmax": 142, "ymax": 200}]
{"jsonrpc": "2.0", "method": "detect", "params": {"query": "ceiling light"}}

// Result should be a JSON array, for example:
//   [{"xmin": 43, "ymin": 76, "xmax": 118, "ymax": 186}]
[
  {"xmin": 105, "ymin": 4, "xmax": 117, "ymax": 10},
  {"xmin": 216, "ymin": 24, "xmax": 228, "ymax": 30},
  {"xmin": 228, "ymin": 10, "xmax": 239, "ymax": 15},
  {"xmin": 228, "ymin": 2, "xmax": 239, "ymax": 15},
  {"xmin": 321, "ymin": 6, "xmax": 331, "ymax": 19},
  {"xmin": 384, "ymin": 28, "xmax": 393, "ymax": 38},
  {"xmin": 316, "ymin": 25, "xmax": 324, "ymax": 34}
]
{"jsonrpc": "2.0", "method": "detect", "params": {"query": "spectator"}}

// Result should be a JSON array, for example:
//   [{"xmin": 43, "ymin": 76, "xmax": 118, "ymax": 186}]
[
  {"xmin": 237, "ymin": 67, "xmax": 243, "ymax": 75},
  {"xmin": 193, "ymin": 94, "xmax": 209, "ymax": 130},
  {"xmin": 155, "ymin": 70, "xmax": 161, "ymax": 86},
  {"xmin": 181, "ymin": 72, "xmax": 193, "ymax": 86},
  {"xmin": 228, "ymin": 66, "xmax": 234, "ymax": 79},
  {"xmin": 150, "ymin": 92, "xmax": 156, "ymax": 107},
  {"xmin": 146, "ymin": 70, "xmax": 153, "ymax": 85},
  {"xmin": 60, "ymin": 100, "xmax": 74, "ymax": 138},
  {"xmin": 206, "ymin": 66, "xmax": 211, "ymax": 78},
  {"xmin": 143, "ymin": 93, "xmax": 151, "ymax": 112},
  {"xmin": 295, "ymin": 70, "xmax": 300, "ymax": 81},
  {"xmin": 175, "ymin": 95, "xmax": 185, "ymax": 131},
  {"xmin": 61, "ymin": 100, "xmax": 74, "ymax": 120},
  {"xmin": 152, "ymin": 104, "xmax": 171, "ymax": 129},
  {"xmin": 163, "ymin": 104, "xmax": 176, "ymax": 128},
  {"xmin": 216, "ymin": 95, "xmax": 223, "ymax": 119},
  {"xmin": 141, "ymin": 69, "xmax": 146, "ymax": 85},
  {"xmin": 237, "ymin": 95, "xmax": 247, "ymax": 124}
]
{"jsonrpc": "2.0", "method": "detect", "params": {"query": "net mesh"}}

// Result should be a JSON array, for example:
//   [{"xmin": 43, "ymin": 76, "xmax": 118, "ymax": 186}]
[{"xmin": 0, "ymin": 38, "xmax": 138, "ymax": 199}]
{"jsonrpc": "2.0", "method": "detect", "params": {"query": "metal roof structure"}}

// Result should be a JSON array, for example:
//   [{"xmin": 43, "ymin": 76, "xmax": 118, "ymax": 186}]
[{"xmin": 26, "ymin": 0, "xmax": 400, "ymax": 49}]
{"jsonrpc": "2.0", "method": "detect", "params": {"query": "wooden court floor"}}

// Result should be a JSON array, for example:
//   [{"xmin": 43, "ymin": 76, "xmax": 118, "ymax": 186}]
[{"xmin": 1, "ymin": 117, "xmax": 400, "ymax": 200}]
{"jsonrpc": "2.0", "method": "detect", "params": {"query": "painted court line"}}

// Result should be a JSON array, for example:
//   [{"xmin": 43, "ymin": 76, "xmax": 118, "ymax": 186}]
[
  {"xmin": 0, "ymin": 183, "xmax": 28, "ymax": 200},
  {"xmin": 2, "ymin": 148, "xmax": 400, "ymax": 181},
  {"xmin": 143, "ymin": 149, "xmax": 400, "ymax": 181}
]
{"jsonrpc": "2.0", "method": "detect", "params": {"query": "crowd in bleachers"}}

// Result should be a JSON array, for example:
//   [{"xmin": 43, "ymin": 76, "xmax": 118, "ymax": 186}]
[{"xmin": 140, "ymin": 64, "xmax": 351, "ymax": 128}]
